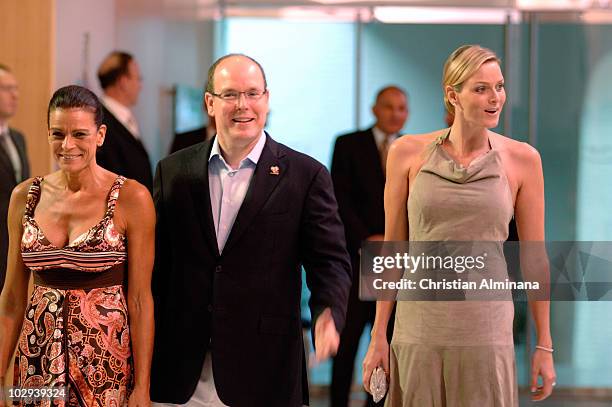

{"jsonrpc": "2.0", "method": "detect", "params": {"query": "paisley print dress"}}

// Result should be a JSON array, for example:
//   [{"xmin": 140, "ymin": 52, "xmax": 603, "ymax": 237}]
[{"xmin": 15, "ymin": 176, "xmax": 132, "ymax": 407}]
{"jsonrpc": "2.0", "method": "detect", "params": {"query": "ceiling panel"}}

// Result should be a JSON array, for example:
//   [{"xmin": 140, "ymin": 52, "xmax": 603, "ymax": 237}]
[{"xmin": 116, "ymin": 0, "xmax": 612, "ymax": 19}]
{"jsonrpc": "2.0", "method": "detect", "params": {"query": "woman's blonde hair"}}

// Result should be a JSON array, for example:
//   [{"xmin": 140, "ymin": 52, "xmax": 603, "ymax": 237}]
[{"xmin": 442, "ymin": 45, "xmax": 501, "ymax": 114}]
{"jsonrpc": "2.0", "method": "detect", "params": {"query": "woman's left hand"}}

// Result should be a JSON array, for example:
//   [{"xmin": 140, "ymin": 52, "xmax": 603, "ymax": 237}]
[
  {"xmin": 530, "ymin": 349, "xmax": 556, "ymax": 401},
  {"xmin": 128, "ymin": 387, "xmax": 151, "ymax": 407}
]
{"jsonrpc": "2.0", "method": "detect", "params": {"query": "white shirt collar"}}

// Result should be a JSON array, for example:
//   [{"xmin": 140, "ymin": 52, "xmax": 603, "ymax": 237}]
[
  {"xmin": 209, "ymin": 131, "xmax": 266, "ymax": 167},
  {"xmin": 101, "ymin": 94, "xmax": 139, "ymax": 136},
  {"xmin": 372, "ymin": 126, "xmax": 399, "ymax": 146},
  {"xmin": 0, "ymin": 123, "xmax": 9, "ymax": 135}
]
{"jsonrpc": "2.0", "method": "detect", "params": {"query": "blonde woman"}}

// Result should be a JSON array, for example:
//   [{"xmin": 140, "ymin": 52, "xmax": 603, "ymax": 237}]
[{"xmin": 362, "ymin": 45, "xmax": 556, "ymax": 406}]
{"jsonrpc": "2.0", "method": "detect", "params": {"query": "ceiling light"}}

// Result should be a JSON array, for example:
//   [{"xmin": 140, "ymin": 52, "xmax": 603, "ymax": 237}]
[{"xmin": 373, "ymin": 7, "xmax": 517, "ymax": 24}]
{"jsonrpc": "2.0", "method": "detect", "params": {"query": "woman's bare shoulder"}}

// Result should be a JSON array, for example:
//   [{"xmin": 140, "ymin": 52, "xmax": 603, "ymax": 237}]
[
  {"xmin": 8, "ymin": 177, "xmax": 40, "ymax": 217},
  {"xmin": 492, "ymin": 132, "xmax": 541, "ymax": 164},
  {"xmin": 9, "ymin": 171, "xmax": 61, "ymax": 203},
  {"xmin": 112, "ymin": 179, "xmax": 154, "ymax": 233},
  {"xmin": 387, "ymin": 130, "xmax": 446, "ymax": 178},
  {"xmin": 11, "ymin": 178, "xmax": 35, "ymax": 199},
  {"xmin": 117, "ymin": 179, "xmax": 152, "ymax": 208},
  {"xmin": 392, "ymin": 129, "xmax": 445, "ymax": 156}
]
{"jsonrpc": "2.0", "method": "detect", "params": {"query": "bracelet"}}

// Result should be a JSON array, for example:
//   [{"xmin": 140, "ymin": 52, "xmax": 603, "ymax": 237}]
[{"xmin": 535, "ymin": 345, "xmax": 554, "ymax": 353}]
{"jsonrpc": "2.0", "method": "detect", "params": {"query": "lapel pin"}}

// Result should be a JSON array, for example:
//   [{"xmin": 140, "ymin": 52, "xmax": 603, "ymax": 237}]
[{"xmin": 270, "ymin": 165, "xmax": 280, "ymax": 175}]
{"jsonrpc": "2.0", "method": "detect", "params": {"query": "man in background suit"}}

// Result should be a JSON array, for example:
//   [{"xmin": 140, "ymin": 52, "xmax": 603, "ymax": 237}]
[
  {"xmin": 150, "ymin": 54, "xmax": 351, "ymax": 407},
  {"xmin": 330, "ymin": 86, "xmax": 409, "ymax": 407},
  {"xmin": 96, "ymin": 51, "xmax": 153, "ymax": 190},
  {"xmin": 169, "ymin": 116, "xmax": 216, "ymax": 154},
  {"xmin": 0, "ymin": 64, "xmax": 30, "ymax": 290}
]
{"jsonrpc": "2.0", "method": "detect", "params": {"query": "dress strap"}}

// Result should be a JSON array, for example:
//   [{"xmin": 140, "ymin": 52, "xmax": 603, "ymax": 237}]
[
  {"xmin": 421, "ymin": 129, "xmax": 452, "ymax": 161},
  {"xmin": 105, "ymin": 176, "xmax": 127, "ymax": 218},
  {"xmin": 437, "ymin": 128, "xmax": 493, "ymax": 150},
  {"xmin": 24, "ymin": 177, "xmax": 44, "ymax": 218},
  {"xmin": 435, "ymin": 128, "xmax": 452, "ymax": 145},
  {"xmin": 487, "ymin": 133, "xmax": 498, "ymax": 150}
]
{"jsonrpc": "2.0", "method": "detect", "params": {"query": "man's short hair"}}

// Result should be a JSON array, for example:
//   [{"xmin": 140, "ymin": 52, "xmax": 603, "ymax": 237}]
[
  {"xmin": 375, "ymin": 86, "xmax": 408, "ymax": 104},
  {"xmin": 205, "ymin": 54, "xmax": 268, "ymax": 94},
  {"xmin": 0, "ymin": 64, "xmax": 11, "ymax": 74},
  {"xmin": 97, "ymin": 51, "xmax": 134, "ymax": 90}
]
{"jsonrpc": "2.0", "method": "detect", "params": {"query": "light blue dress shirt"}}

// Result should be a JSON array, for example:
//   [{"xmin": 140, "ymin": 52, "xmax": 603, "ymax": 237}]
[{"xmin": 208, "ymin": 131, "xmax": 266, "ymax": 253}]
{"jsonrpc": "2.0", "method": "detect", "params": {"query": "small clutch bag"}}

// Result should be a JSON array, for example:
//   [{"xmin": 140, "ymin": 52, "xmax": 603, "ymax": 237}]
[{"xmin": 369, "ymin": 366, "xmax": 388, "ymax": 403}]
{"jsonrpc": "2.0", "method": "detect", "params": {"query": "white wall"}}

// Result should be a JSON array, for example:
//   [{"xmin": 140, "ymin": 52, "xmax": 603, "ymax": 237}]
[
  {"xmin": 56, "ymin": 0, "xmax": 215, "ymax": 166},
  {"xmin": 116, "ymin": 17, "xmax": 215, "ymax": 164},
  {"xmin": 224, "ymin": 18, "xmax": 356, "ymax": 167},
  {"xmin": 55, "ymin": 0, "xmax": 116, "ymax": 93}
]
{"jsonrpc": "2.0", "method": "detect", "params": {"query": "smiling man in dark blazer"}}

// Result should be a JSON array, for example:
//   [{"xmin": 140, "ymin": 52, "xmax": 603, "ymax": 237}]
[
  {"xmin": 330, "ymin": 86, "xmax": 408, "ymax": 407},
  {"xmin": 0, "ymin": 64, "xmax": 30, "ymax": 290},
  {"xmin": 150, "ymin": 54, "xmax": 351, "ymax": 407}
]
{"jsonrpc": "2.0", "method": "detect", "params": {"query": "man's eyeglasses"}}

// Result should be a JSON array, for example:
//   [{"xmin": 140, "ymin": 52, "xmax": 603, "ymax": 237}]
[{"xmin": 209, "ymin": 89, "xmax": 267, "ymax": 102}]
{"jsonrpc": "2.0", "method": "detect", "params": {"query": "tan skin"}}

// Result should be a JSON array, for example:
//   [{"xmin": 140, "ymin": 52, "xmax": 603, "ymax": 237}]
[
  {"xmin": 362, "ymin": 61, "xmax": 556, "ymax": 402},
  {"xmin": 0, "ymin": 108, "xmax": 154, "ymax": 407}
]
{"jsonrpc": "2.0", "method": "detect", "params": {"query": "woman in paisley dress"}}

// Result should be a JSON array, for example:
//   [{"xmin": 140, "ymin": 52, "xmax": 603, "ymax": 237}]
[
  {"xmin": 362, "ymin": 45, "xmax": 556, "ymax": 406},
  {"xmin": 0, "ymin": 85, "xmax": 154, "ymax": 407}
]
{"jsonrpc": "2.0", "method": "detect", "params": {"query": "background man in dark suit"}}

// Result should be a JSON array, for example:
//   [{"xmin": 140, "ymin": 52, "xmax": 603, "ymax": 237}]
[
  {"xmin": 150, "ymin": 54, "xmax": 351, "ymax": 407},
  {"xmin": 96, "ymin": 51, "xmax": 153, "ymax": 190},
  {"xmin": 330, "ymin": 86, "xmax": 409, "ymax": 407},
  {"xmin": 169, "ymin": 115, "xmax": 216, "ymax": 154},
  {"xmin": 0, "ymin": 64, "xmax": 30, "ymax": 290}
]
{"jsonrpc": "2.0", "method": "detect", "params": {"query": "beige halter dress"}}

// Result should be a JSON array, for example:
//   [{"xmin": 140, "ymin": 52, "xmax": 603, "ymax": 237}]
[{"xmin": 386, "ymin": 132, "xmax": 518, "ymax": 406}]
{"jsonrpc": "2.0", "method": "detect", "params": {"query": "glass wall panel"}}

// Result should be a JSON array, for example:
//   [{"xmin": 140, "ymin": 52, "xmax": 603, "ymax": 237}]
[
  {"xmin": 536, "ymin": 19, "xmax": 612, "ymax": 388},
  {"xmin": 360, "ymin": 23, "xmax": 505, "ymax": 134},
  {"xmin": 223, "ymin": 18, "xmax": 357, "ymax": 166}
]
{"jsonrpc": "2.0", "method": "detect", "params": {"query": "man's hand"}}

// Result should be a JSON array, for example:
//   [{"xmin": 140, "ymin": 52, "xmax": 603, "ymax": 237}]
[{"xmin": 314, "ymin": 307, "xmax": 340, "ymax": 363}]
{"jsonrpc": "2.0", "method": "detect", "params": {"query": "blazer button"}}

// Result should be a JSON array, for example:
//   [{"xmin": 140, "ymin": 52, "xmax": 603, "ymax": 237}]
[
  {"xmin": 207, "ymin": 304, "xmax": 213, "ymax": 312},
  {"xmin": 215, "ymin": 265, "xmax": 222, "ymax": 273}
]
